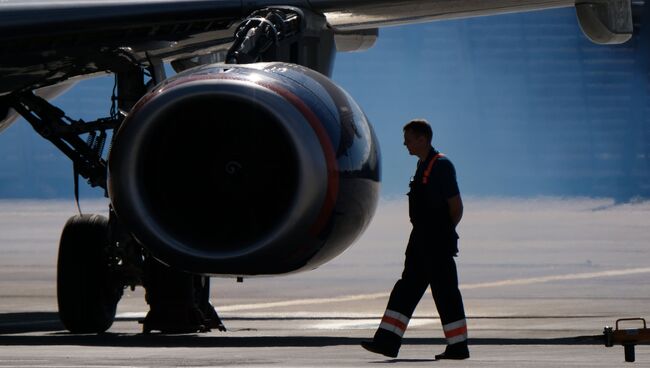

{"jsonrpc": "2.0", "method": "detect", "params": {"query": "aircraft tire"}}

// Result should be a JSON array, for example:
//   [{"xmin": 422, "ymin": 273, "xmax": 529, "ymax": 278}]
[{"xmin": 57, "ymin": 214, "xmax": 120, "ymax": 334}]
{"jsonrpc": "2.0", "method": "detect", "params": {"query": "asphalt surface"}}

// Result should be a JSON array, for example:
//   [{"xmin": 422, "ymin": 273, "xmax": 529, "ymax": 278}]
[{"xmin": 0, "ymin": 197, "xmax": 649, "ymax": 367}]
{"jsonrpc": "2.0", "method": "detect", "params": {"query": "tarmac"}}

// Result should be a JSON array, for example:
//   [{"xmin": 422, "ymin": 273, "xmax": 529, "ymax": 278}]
[{"xmin": 0, "ymin": 197, "xmax": 649, "ymax": 367}]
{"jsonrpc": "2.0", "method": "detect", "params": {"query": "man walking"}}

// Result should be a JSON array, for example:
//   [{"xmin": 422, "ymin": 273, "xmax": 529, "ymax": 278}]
[{"xmin": 361, "ymin": 119, "xmax": 469, "ymax": 360}]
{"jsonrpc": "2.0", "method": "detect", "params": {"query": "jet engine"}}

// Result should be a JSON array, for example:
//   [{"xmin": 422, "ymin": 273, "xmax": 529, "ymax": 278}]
[{"xmin": 108, "ymin": 62, "xmax": 380, "ymax": 276}]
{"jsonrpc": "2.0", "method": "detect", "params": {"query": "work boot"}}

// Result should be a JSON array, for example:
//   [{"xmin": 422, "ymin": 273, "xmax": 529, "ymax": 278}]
[
  {"xmin": 435, "ymin": 341, "xmax": 469, "ymax": 360},
  {"xmin": 360, "ymin": 340, "xmax": 399, "ymax": 358}
]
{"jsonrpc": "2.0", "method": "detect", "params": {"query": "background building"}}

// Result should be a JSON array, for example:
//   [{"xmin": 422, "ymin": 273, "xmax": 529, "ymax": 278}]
[{"xmin": 1, "ymin": 5, "xmax": 649, "ymax": 200}]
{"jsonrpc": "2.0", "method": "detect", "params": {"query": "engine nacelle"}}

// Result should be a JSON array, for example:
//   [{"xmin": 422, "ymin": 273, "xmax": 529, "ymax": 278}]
[{"xmin": 108, "ymin": 62, "xmax": 380, "ymax": 275}]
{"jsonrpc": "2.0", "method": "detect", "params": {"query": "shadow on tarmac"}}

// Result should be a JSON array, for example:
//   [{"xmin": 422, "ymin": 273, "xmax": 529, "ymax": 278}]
[
  {"xmin": 0, "ymin": 312, "xmax": 63, "ymax": 334},
  {"xmin": 0, "ymin": 334, "xmax": 605, "ymax": 347},
  {"xmin": 369, "ymin": 359, "xmax": 438, "ymax": 363},
  {"xmin": 0, "ymin": 312, "xmax": 604, "ymax": 348}
]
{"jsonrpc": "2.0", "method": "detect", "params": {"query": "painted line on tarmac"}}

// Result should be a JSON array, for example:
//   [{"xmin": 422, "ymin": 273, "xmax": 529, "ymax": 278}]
[
  {"xmin": 460, "ymin": 267, "xmax": 650, "ymax": 289},
  {"xmin": 217, "ymin": 267, "xmax": 650, "ymax": 312},
  {"xmin": 217, "ymin": 292, "xmax": 389, "ymax": 312},
  {"xmin": 117, "ymin": 267, "xmax": 650, "ymax": 318}
]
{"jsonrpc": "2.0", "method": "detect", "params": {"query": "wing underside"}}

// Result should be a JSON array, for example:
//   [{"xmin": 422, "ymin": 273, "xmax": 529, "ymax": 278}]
[{"xmin": 0, "ymin": 0, "xmax": 577, "ymax": 94}]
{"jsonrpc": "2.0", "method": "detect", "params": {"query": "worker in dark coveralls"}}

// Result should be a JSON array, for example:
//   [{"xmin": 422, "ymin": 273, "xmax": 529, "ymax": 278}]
[{"xmin": 361, "ymin": 119, "xmax": 469, "ymax": 360}]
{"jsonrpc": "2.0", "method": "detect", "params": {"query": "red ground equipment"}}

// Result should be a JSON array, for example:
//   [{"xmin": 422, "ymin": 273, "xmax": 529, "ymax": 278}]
[{"xmin": 604, "ymin": 318, "xmax": 650, "ymax": 362}]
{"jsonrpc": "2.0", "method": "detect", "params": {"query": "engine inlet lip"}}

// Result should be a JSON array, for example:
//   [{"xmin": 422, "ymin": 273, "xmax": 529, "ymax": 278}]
[{"xmin": 109, "ymin": 78, "xmax": 328, "ymax": 268}]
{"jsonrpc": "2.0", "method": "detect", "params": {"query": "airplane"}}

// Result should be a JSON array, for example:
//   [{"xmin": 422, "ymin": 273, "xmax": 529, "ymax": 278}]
[{"xmin": 0, "ymin": 0, "xmax": 633, "ymax": 334}]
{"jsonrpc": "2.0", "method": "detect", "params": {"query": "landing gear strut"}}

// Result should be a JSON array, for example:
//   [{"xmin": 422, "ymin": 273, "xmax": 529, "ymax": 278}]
[
  {"xmin": 142, "ymin": 261, "xmax": 226, "ymax": 333},
  {"xmin": 8, "ymin": 62, "xmax": 226, "ymax": 334}
]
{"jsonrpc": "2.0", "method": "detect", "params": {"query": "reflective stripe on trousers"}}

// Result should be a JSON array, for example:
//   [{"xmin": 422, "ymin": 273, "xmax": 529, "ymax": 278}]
[
  {"xmin": 443, "ymin": 318, "xmax": 468, "ymax": 345},
  {"xmin": 378, "ymin": 309, "xmax": 410, "ymax": 337}
]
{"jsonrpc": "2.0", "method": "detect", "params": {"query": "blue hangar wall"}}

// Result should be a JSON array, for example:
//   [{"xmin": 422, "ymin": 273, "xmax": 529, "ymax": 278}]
[
  {"xmin": 335, "ymin": 4, "xmax": 650, "ymax": 200},
  {"xmin": 0, "ymin": 5, "xmax": 649, "ymax": 200}
]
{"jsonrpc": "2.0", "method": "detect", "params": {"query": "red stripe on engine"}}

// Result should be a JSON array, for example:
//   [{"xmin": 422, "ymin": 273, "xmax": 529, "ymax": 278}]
[{"xmin": 261, "ymin": 84, "xmax": 339, "ymax": 236}]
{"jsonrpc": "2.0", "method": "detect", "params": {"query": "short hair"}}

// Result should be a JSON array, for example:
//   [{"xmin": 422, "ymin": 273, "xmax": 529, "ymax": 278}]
[{"xmin": 403, "ymin": 119, "xmax": 432, "ymax": 143}]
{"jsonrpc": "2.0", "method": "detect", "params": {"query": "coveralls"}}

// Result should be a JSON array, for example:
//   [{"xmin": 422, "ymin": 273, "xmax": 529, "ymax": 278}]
[{"xmin": 372, "ymin": 148, "xmax": 468, "ymax": 353}]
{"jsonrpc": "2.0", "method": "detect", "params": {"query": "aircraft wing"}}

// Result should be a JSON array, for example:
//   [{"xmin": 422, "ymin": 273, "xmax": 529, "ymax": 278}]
[
  {"xmin": 316, "ymin": 0, "xmax": 574, "ymax": 30},
  {"xmin": 0, "ymin": 0, "xmax": 589, "ymax": 95}
]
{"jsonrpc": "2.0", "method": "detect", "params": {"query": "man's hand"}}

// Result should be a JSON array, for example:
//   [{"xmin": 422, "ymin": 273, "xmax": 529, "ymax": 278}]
[{"xmin": 447, "ymin": 194, "xmax": 463, "ymax": 226}]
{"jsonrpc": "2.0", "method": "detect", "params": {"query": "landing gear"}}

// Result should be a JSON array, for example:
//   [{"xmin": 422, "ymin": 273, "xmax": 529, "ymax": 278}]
[
  {"xmin": 9, "ymin": 64, "xmax": 228, "ymax": 334},
  {"xmin": 5, "ymin": 13, "xmax": 344, "ymax": 333},
  {"xmin": 56, "ymin": 214, "xmax": 123, "ymax": 333},
  {"xmin": 141, "ymin": 261, "xmax": 226, "ymax": 334}
]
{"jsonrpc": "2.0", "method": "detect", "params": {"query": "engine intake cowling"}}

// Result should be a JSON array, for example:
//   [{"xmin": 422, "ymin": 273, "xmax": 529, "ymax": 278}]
[{"xmin": 108, "ymin": 62, "xmax": 380, "ymax": 275}]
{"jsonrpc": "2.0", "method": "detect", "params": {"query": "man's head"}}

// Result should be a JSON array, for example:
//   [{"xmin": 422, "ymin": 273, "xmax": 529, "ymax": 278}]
[{"xmin": 403, "ymin": 119, "xmax": 432, "ymax": 158}]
